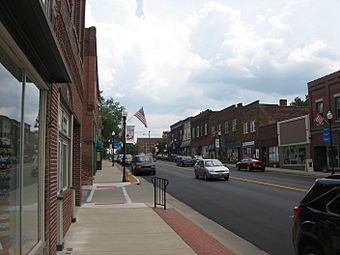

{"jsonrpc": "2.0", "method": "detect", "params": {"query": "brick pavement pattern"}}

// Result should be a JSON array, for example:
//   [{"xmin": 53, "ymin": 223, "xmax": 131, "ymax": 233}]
[{"xmin": 155, "ymin": 208, "xmax": 235, "ymax": 255}]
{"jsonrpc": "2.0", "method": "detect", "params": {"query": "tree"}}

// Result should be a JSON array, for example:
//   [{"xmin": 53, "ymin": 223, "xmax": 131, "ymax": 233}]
[
  {"xmin": 290, "ymin": 95, "xmax": 309, "ymax": 107},
  {"xmin": 100, "ymin": 97, "xmax": 124, "ymax": 148},
  {"xmin": 155, "ymin": 139, "xmax": 167, "ymax": 154}
]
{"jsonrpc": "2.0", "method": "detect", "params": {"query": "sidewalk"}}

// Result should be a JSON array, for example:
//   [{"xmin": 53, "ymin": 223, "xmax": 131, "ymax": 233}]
[
  {"xmin": 224, "ymin": 163, "xmax": 330, "ymax": 178},
  {"xmin": 57, "ymin": 160, "xmax": 260, "ymax": 255}
]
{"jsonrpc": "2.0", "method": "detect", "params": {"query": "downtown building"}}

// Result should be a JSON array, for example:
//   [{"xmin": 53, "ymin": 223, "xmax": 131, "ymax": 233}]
[
  {"xmin": 0, "ymin": 1, "xmax": 101, "ymax": 254},
  {"xmin": 168, "ymin": 100, "xmax": 308, "ymax": 168},
  {"xmin": 308, "ymin": 70, "xmax": 340, "ymax": 172}
]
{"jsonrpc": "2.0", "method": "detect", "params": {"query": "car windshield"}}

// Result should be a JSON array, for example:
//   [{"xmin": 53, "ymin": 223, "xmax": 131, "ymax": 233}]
[
  {"xmin": 204, "ymin": 159, "xmax": 223, "ymax": 167},
  {"xmin": 183, "ymin": 156, "xmax": 192, "ymax": 160},
  {"xmin": 136, "ymin": 156, "xmax": 153, "ymax": 162}
]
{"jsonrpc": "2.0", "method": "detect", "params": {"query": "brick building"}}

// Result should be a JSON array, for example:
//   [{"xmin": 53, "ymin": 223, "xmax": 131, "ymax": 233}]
[
  {"xmin": 82, "ymin": 27, "xmax": 102, "ymax": 184},
  {"xmin": 191, "ymin": 110, "xmax": 214, "ymax": 158},
  {"xmin": 0, "ymin": 1, "xmax": 100, "ymax": 254},
  {"xmin": 137, "ymin": 138, "xmax": 162, "ymax": 155},
  {"xmin": 169, "ymin": 120, "xmax": 183, "ymax": 155},
  {"xmin": 169, "ymin": 100, "xmax": 308, "ymax": 164},
  {"xmin": 308, "ymin": 70, "xmax": 340, "ymax": 172}
]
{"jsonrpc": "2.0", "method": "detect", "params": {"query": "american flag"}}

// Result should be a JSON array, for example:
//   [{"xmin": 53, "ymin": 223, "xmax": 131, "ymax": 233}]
[
  {"xmin": 134, "ymin": 107, "xmax": 148, "ymax": 128},
  {"xmin": 314, "ymin": 113, "xmax": 326, "ymax": 126}
]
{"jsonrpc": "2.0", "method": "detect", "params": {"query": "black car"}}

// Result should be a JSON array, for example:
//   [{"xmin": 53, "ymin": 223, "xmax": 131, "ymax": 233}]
[
  {"xmin": 131, "ymin": 155, "xmax": 156, "ymax": 175},
  {"xmin": 176, "ymin": 156, "xmax": 195, "ymax": 167},
  {"xmin": 292, "ymin": 174, "xmax": 340, "ymax": 255}
]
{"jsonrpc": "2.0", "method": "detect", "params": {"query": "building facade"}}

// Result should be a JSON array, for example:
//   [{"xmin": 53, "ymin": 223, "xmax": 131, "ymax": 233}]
[
  {"xmin": 169, "ymin": 121, "xmax": 183, "ymax": 155},
  {"xmin": 137, "ymin": 138, "xmax": 162, "ymax": 155},
  {"xmin": 0, "ymin": 1, "xmax": 100, "ymax": 254},
  {"xmin": 82, "ymin": 27, "xmax": 102, "ymax": 185},
  {"xmin": 308, "ymin": 70, "xmax": 340, "ymax": 172}
]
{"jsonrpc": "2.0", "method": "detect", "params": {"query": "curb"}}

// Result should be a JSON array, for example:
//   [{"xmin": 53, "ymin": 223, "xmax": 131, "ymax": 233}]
[{"xmin": 115, "ymin": 163, "xmax": 141, "ymax": 185}]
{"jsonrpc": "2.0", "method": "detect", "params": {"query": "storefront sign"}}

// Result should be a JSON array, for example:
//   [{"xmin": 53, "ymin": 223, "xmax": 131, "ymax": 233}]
[{"xmin": 242, "ymin": 141, "xmax": 255, "ymax": 147}]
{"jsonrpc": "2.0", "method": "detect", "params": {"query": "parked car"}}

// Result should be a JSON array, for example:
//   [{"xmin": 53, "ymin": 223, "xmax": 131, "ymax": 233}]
[
  {"xmin": 292, "ymin": 174, "xmax": 340, "ymax": 255},
  {"xmin": 176, "ymin": 156, "xmax": 195, "ymax": 167},
  {"xmin": 194, "ymin": 159, "xmax": 229, "ymax": 181},
  {"xmin": 193, "ymin": 155, "xmax": 203, "ymax": 163},
  {"xmin": 131, "ymin": 155, "xmax": 156, "ymax": 175},
  {"xmin": 236, "ymin": 158, "xmax": 266, "ymax": 172},
  {"xmin": 175, "ymin": 155, "xmax": 183, "ymax": 164}
]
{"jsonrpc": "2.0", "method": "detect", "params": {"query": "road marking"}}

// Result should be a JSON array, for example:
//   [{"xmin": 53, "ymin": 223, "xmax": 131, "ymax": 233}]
[
  {"xmin": 122, "ymin": 186, "xmax": 132, "ymax": 203},
  {"xmin": 230, "ymin": 176, "xmax": 309, "ymax": 192}
]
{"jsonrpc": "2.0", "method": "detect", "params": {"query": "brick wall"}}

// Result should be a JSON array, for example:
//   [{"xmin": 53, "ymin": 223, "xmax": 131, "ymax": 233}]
[
  {"xmin": 45, "ymin": 85, "xmax": 59, "ymax": 255},
  {"xmin": 73, "ymin": 126, "xmax": 82, "ymax": 206},
  {"xmin": 62, "ymin": 189, "xmax": 73, "ymax": 235}
]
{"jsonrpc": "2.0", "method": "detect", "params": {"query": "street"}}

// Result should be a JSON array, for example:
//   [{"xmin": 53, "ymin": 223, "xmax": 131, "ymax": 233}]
[{"xmin": 142, "ymin": 160, "xmax": 317, "ymax": 255}]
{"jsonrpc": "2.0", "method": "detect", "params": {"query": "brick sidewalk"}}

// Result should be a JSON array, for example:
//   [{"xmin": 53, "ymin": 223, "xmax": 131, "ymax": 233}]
[{"xmin": 155, "ymin": 208, "xmax": 235, "ymax": 255}]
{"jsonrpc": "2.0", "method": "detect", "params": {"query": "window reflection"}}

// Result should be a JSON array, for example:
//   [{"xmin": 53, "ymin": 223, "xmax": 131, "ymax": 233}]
[
  {"xmin": 0, "ymin": 63, "xmax": 21, "ymax": 254},
  {"xmin": 22, "ymin": 82, "xmax": 40, "ymax": 254}
]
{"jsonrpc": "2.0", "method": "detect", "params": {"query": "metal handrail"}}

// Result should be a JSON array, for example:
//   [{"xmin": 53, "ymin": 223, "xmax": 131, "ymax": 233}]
[{"xmin": 151, "ymin": 177, "xmax": 169, "ymax": 210}]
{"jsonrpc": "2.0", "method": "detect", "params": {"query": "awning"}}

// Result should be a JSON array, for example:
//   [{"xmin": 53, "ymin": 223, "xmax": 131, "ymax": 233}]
[
  {"xmin": 0, "ymin": 0, "xmax": 71, "ymax": 83},
  {"xmin": 180, "ymin": 140, "xmax": 191, "ymax": 148}
]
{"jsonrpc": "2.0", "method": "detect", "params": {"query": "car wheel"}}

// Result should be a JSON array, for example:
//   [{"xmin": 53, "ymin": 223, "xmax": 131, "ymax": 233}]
[
  {"xmin": 247, "ymin": 166, "xmax": 251, "ymax": 172},
  {"xmin": 204, "ymin": 172, "xmax": 209, "ymax": 181},
  {"xmin": 261, "ymin": 168, "xmax": 265, "ymax": 172},
  {"xmin": 301, "ymin": 245, "xmax": 323, "ymax": 255},
  {"xmin": 194, "ymin": 171, "xmax": 199, "ymax": 179},
  {"xmin": 224, "ymin": 177, "xmax": 229, "ymax": 181},
  {"xmin": 237, "ymin": 165, "xmax": 241, "ymax": 171}
]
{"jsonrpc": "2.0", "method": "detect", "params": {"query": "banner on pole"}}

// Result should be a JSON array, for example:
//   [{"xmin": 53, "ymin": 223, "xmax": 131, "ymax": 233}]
[{"xmin": 126, "ymin": 125, "xmax": 135, "ymax": 143}]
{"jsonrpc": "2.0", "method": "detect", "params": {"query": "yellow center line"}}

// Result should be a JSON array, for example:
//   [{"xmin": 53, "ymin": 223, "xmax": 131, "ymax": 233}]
[{"xmin": 230, "ymin": 176, "xmax": 309, "ymax": 192}]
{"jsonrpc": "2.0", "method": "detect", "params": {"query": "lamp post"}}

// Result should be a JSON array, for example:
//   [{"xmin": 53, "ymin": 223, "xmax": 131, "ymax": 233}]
[
  {"xmin": 111, "ymin": 131, "xmax": 115, "ymax": 166},
  {"xmin": 327, "ymin": 111, "xmax": 334, "ymax": 174},
  {"xmin": 122, "ymin": 109, "xmax": 128, "ymax": 182}
]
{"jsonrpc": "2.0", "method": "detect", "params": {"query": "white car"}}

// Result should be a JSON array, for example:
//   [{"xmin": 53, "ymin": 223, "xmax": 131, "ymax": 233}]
[{"xmin": 194, "ymin": 159, "xmax": 229, "ymax": 181}]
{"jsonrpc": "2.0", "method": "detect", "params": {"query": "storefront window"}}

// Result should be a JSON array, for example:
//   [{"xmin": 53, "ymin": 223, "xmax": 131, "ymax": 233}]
[
  {"xmin": 0, "ymin": 63, "xmax": 21, "ymax": 254},
  {"xmin": 22, "ymin": 82, "xmax": 40, "ymax": 254},
  {"xmin": 268, "ymin": 146, "xmax": 279, "ymax": 162},
  {"xmin": 283, "ymin": 145, "xmax": 306, "ymax": 165},
  {"xmin": 0, "ymin": 62, "xmax": 42, "ymax": 254}
]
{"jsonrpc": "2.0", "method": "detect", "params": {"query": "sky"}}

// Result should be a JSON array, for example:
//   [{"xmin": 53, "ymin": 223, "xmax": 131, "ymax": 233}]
[{"xmin": 85, "ymin": 0, "xmax": 340, "ymax": 138}]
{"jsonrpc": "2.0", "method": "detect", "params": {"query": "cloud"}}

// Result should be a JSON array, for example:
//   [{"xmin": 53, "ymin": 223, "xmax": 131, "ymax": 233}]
[{"xmin": 85, "ymin": 0, "xmax": 340, "ymax": 136}]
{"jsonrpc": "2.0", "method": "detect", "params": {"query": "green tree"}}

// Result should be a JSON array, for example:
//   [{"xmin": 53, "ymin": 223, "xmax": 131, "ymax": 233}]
[
  {"xmin": 100, "ymin": 97, "xmax": 124, "ymax": 148},
  {"xmin": 290, "ymin": 95, "xmax": 309, "ymax": 107},
  {"xmin": 155, "ymin": 139, "xmax": 167, "ymax": 154}
]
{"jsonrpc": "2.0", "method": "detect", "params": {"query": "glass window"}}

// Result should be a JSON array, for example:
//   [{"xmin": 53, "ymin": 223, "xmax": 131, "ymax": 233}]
[
  {"xmin": 22, "ymin": 82, "xmax": 40, "ymax": 254},
  {"xmin": 204, "ymin": 123, "xmax": 207, "ymax": 135},
  {"xmin": 250, "ymin": 121, "xmax": 256, "ymax": 133},
  {"xmin": 327, "ymin": 195, "xmax": 340, "ymax": 216},
  {"xmin": 268, "ymin": 146, "xmax": 279, "ymax": 162},
  {"xmin": 243, "ymin": 122, "xmax": 248, "ymax": 134},
  {"xmin": 224, "ymin": 121, "xmax": 228, "ymax": 133},
  {"xmin": 0, "ymin": 63, "xmax": 21, "ymax": 254},
  {"xmin": 336, "ymin": 97, "xmax": 340, "ymax": 120},
  {"xmin": 196, "ymin": 126, "xmax": 199, "ymax": 137},
  {"xmin": 192, "ymin": 127, "xmax": 195, "ymax": 138},
  {"xmin": 316, "ymin": 101, "xmax": 323, "ymax": 115},
  {"xmin": 211, "ymin": 126, "xmax": 215, "ymax": 135},
  {"xmin": 283, "ymin": 145, "xmax": 306, "ymax": 165},
  {"xmin": 232, "ymin": 119, "xmax": 237, "ymax": 131}
]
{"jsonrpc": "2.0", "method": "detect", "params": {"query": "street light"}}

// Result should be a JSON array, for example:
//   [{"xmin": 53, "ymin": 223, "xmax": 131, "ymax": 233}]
[
  {"xmin": 327, "ymin": 111, "xmax": 334, "ymax": 174},
  {"xmin": 122, "ymin": 109, "xmax": 128, "ymax": 182},
  {"xmin": 111, "ymin": 131, "xmax": 115, "ymax": 166}
]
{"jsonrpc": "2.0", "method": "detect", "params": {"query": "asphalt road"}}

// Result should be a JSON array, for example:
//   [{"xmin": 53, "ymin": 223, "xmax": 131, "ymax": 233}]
[{"xmin": 143, "ymin": 160, "xmax": 317, "ymax": 255}]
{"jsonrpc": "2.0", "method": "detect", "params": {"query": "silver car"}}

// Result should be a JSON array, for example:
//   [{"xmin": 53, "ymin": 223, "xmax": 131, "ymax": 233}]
[{"xmin": 194, "ymin": 159, "xmax": 229, "ymax": 181}]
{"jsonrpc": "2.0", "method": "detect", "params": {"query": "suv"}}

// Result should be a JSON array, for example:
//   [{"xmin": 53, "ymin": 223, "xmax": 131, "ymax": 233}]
[{"xmin": 292, "ymin": 175, "xmax": 340, "ymax": 255}]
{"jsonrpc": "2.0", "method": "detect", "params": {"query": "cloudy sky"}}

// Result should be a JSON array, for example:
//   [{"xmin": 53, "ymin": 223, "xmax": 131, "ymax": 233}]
[{"xmin": 85, "ymin": 0, "xmax": 340, "ymax": 137}]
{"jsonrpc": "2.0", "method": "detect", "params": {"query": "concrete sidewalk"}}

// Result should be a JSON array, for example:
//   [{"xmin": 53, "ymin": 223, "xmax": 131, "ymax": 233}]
[
  {"xmin": 58, "ymin": 160, "xmax": 265, "ymax": 255},
  {"xmin": 57, "ymin": 161, "xmax": 197, "ymax": 255}
]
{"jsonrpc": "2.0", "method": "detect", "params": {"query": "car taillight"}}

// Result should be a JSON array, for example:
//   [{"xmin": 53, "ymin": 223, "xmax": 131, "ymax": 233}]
[{"xmin": 293, "ymin": 205, "xmax": 300, "ymax": 224}]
